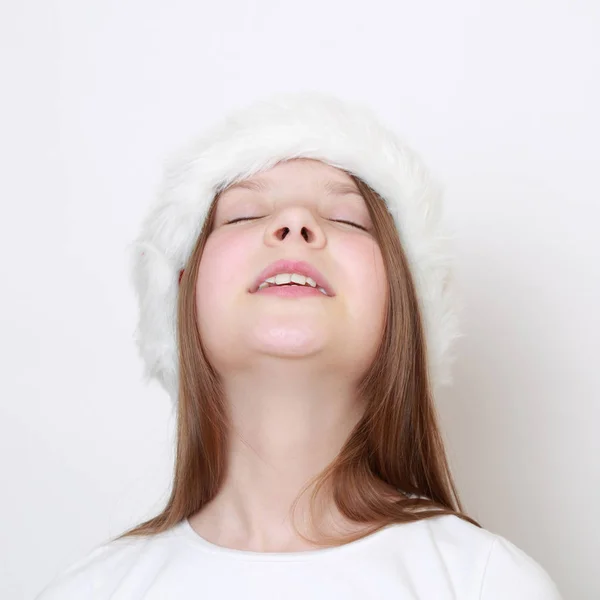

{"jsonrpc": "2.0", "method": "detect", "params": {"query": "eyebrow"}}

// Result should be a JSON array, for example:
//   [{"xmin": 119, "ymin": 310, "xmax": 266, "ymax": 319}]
[{"xmin": 224, "ymin": 178, "xmax": 362, "ymax": 197}]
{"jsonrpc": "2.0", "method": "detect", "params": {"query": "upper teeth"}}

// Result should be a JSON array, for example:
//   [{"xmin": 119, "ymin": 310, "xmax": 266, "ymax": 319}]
[{"xmin": 257, "ymin": 273, "xmax": 327, "ymax": 295}]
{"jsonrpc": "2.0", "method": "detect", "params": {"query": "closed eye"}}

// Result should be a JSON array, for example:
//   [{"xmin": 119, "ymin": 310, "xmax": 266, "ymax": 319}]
[
  {"xmin": 331, "ymin": 219, "xmax": 369, "ymax": 232},
  {"xmin": 225, "ymin": 216, "xmax": 369, "ymax": 232},
  {"xmin": 224, "ymin": 217, "xmax": 260, "ymax": 225}
]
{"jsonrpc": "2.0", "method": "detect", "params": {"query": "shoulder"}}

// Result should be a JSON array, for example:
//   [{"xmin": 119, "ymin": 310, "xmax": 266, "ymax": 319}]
[
  {"xmin": 414, "ymin": 515, "xmax": 562, "ymax": 600},
  {"xmin": 479, "ymin": 531, "xmax": 563, "ymax": 599},
  {"xmin": 34, "ymin": 525, "xmax": 178, "ymax": 600}
]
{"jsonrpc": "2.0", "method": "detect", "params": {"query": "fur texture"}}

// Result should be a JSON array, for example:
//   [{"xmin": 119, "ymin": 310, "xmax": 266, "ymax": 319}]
[{"xmin": 128, "ymin": 91, "xmax": 464, "ymax": 404}]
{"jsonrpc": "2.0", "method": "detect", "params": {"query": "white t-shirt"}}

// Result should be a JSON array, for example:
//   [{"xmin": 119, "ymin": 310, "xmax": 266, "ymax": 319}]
[{"xmin": 35, "ymin": 514, "xmax": 562, "ymax": 599}]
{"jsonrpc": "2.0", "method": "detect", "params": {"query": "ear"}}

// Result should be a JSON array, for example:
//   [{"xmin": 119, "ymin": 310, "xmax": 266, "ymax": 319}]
[{"xmin": 179, "ymin": 269, "xmax": 184, "ymax": 285}]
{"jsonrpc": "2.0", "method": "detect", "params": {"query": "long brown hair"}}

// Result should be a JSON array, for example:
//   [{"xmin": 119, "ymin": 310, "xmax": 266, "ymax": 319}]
[{"xmin": 114, "ymin": 168, "xmax": 480, "ymax": 546}]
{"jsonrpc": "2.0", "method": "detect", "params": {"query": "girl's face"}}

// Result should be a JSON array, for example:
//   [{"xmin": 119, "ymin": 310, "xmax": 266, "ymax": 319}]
[{"xmin": 195, "ymin": 158, "xmax": 387, "ymax": 380}]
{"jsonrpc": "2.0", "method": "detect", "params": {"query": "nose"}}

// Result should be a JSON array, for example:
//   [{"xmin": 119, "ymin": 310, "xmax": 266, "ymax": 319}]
[{"xmin": 266, "ymin": 208, "xmax": 326, "ymax": 247}]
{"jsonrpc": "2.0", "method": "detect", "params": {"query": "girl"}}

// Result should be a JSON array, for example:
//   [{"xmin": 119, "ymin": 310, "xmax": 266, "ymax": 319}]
[{"xmin": 36, "ymin": 91, "xmax": 562, "ymax": 599}]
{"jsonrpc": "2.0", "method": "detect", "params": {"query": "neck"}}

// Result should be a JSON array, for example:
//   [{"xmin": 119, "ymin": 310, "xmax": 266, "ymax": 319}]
[{"xmin": 189, "ymin": 361, "xmax": 366, "ymax": 551}]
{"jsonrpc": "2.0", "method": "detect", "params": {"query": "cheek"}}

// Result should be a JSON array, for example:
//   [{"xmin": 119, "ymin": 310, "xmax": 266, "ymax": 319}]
[
  {"xmin": 338, "ymin": 237, "xmax": 387, "ymax": 321},
  {"xmin": 195, "ymin": 233, "xmax": 250, "ymax": 312}
]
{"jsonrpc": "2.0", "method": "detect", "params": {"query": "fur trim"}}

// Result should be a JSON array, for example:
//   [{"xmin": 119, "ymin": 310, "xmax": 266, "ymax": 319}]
[{"xmin": 128, "ymin": 91, "xmax": 463, "ymax": 404}]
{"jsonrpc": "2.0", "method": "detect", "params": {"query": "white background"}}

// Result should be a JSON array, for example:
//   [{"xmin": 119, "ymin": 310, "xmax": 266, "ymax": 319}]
[{"xmin": 1, "ymin": 1, "xmax": 598, "ymax": 599}]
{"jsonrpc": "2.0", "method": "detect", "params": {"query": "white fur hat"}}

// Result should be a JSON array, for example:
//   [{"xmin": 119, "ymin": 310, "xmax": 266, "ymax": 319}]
[{"xmin": 129, "ymin": 91, "xmax": 463, "ymax": 405}]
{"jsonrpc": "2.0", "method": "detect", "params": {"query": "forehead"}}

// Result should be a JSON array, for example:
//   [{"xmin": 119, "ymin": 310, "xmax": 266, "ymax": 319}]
[{"xmin": 221, "ymin": 159, "xmax": 362, "ymax": 199}]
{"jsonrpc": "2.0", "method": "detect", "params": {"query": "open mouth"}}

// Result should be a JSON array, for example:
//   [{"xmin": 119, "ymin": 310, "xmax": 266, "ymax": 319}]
[{"xmin": 249, "ymin": 260, "xmax": 335, "ymax": 296}]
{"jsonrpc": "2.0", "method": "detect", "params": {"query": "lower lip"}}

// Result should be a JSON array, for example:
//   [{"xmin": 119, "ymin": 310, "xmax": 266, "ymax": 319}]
[{"xmin": 253, "ymin": 285, "xmax": 328, "ymax": 298}]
